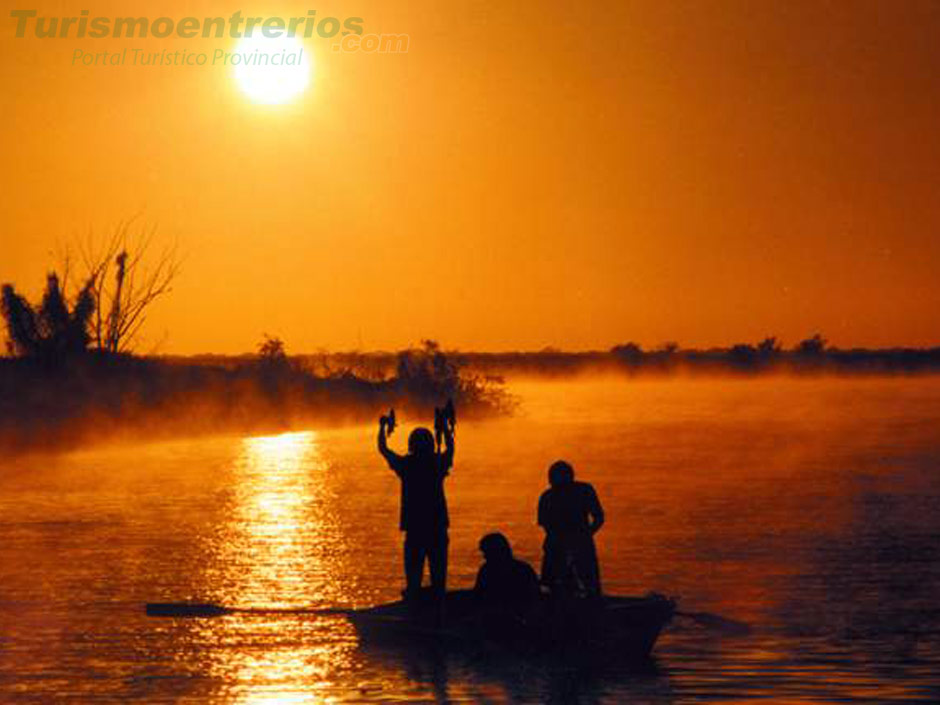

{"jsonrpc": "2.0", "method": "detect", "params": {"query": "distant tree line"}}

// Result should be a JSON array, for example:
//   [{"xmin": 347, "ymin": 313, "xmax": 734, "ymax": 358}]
[{"xmin": 439, "ymin": 335, "xmax": 940, "ymax": 377}]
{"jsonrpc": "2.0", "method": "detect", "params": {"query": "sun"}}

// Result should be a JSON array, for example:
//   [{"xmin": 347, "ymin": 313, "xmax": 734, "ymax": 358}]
[{"xmin": 233, "ymin": 34, "xmax": 311, "ymax": 104}]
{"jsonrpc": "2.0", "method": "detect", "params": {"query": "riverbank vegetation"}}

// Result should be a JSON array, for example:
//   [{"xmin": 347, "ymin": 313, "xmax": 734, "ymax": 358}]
[
  {"xmin": 0, "ymin": 338, "xmax": 512, "ymax": 453},
  {"xmin": 0, "ymin": 230, "xmax": 510, "ymax": 453}
]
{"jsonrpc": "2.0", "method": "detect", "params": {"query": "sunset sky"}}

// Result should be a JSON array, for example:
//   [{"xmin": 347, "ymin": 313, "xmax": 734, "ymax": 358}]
[{"xmin": 2, "ymin": 1, "xmax": 939, "ymax": 354}]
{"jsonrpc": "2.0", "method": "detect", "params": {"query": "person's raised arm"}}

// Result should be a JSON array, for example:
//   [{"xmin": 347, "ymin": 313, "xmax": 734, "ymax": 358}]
[
  {"xmin": 377, "ymin": 416, "xmax": 404, "ymax": 472},
  {"xmin": 440, "ymin": 422, "xmax": 455, "ymax": 472}
]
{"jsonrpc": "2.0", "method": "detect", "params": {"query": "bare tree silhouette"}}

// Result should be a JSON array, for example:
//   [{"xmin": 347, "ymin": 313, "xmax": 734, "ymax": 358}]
[{"xmin": 71, "ymin": 220, "xmax": 180, "ymax": 354}]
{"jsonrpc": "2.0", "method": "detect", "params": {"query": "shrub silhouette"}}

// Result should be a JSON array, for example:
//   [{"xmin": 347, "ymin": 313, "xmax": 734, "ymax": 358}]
[
  {"xmin": 395, "ymin": 340, "xmax": 461, "ymax": 402},
  {"xmin": 757, "ymin": 337, "xmax": 781, "ymax": 357},
  {"xmin": 796, "ymin": 334, "xmax": 827, "ymax": 356},
  {"xmin": 2, "ymin": 273, "xmax": 95, "ymax": 365}
]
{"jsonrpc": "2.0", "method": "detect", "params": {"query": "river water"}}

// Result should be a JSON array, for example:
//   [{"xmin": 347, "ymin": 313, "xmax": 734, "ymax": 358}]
[{"xmin": 1, "ymin": 376, "xmax": 939, "ymax": 703}]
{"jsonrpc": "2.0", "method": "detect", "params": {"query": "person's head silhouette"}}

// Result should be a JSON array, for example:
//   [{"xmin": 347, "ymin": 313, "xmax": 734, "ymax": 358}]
[
  {"xmin": 407, "ymin": 427, "xmax": 435, "ymax": 457},
  {"xmin": 548, "ymin": 460, "xmax": 574, "ymax": 487},
  {"xmin": 479, "ymin": 532, "xmax": 513, "ymax": 563}
]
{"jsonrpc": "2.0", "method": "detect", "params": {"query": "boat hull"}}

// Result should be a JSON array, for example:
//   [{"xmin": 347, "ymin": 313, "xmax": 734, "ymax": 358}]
[{"xmin": 346, "ymin": 590, "xmax": 675, "ymax": 662}]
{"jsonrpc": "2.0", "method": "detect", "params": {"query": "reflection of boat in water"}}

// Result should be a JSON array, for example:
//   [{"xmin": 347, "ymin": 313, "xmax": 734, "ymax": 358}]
[{"xmin": 347, "ymin": 589, "xmax": 676, "ymax": 663}]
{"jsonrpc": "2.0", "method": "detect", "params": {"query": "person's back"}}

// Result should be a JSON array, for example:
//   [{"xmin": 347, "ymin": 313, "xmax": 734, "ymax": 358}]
[
  {"xmin": 537, "ymin": 460, "xmax": 604, "ymax": 596},
  {"xmin": 538, "ymin": 480, "xmax": 601, "ymax": 537},
  {"xmin": 392, "ymin": 450, "xmax": 450, "ymax": 534}
]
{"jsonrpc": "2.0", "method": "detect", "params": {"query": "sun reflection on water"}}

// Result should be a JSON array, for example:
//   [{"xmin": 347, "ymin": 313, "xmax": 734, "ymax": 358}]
[
  {"xmin": 195, "ymin": 431, "xmax": 357, "ymax": 702},
  {"xmin": 230, "ymin": 431, "xmax": 319, "ymax": 606}
]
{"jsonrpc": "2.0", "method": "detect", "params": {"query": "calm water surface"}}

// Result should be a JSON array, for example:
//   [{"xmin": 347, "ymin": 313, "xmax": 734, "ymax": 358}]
[{"xmin": 1, "ymin": 377, "xmax": 939, "ymax": 703}]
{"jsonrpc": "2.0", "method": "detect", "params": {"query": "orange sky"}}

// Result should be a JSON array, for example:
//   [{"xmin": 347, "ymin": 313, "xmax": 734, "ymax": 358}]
[{"xmin": 2, "ymin": 1, "xmax": 939, "ymax": 354}]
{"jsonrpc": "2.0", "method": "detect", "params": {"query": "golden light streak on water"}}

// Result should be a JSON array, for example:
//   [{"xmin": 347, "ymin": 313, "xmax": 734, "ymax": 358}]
[
  {"xmin": 197, "ymin": 431, "xmax": 357, "ymax": 702},
  {"xmin": 229, "ymin": 431, "xmax": 318, "ymax": 607}
]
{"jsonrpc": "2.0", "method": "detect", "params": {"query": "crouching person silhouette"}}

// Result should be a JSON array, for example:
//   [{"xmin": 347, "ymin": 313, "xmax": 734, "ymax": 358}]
[
  {"xmin": 538, "ymin": 460, "xmax": 605, "ymax": 596},
  {"xmin": 475, "ymin": 533, "xmax": 540, "ymax": 618},
  {"xmin": 378, "ymin": 408, "xmax": 455, "ymax": 602}
]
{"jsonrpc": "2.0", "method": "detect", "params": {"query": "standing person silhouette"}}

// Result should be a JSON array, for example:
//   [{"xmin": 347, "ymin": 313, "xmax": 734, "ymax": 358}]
[
  {"xmin": 378, "ymin": 408, "xmax": 455, "ymax": 601},
  {"xmin": 537, "ymin": 460, "xmax": 605, "ymax": 596}
]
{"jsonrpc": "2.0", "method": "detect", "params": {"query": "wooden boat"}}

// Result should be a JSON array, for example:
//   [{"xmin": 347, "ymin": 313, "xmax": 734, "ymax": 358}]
[
  {"xmin": 346, "ymin": 589, "xmax": 676, "ymax": 663},
  {"xmin": 145, "ymin": 591, "xmax": 681, "ymax": 663}
]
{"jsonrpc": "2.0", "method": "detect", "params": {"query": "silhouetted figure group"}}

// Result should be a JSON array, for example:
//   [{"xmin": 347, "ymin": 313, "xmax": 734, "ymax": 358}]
[{"xmin": 377, "ymin": 403, "xmax": 605, "ymax": 619}]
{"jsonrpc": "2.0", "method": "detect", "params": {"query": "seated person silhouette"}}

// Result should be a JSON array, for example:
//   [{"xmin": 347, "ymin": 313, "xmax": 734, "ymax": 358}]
[
  {"xmin": 474, "ymin": 532, "xmax": 540, "ymax": 618},
  {"xmin": 378, "ymin": 412, "xmax": 454, "ymax": 601},
  {"xmin": 537, "ymin": 460, "xmax": 605, "ymax": 596}
]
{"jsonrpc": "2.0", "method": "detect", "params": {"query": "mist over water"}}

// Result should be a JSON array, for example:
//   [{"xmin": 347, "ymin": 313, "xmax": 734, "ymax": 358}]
[{"xmin": 1, "ymin": 376, "xmax": 939, "ymax": 702}]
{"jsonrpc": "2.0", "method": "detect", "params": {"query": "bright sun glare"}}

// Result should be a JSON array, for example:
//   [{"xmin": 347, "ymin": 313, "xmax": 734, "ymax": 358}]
[{"xmin": 233, "ymin": 35, "xmax": 311, "ymax": 104}]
